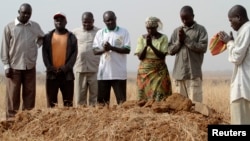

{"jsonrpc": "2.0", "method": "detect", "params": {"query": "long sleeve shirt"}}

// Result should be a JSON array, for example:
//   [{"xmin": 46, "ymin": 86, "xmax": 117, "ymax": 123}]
[
  {"xmin": 72, "ymin": 26, "xmax": 100, "ymax": 73},
  {"xmin": 1, "ymin": 18, "xmax": 44, "ymax": 70},
  {"xmin": 227, "ymin": 21, "xmax": 250, "ymax": 103},
  {"xmin": 168, "ymin": 22, "xmax": 208, "ymax": 80}
]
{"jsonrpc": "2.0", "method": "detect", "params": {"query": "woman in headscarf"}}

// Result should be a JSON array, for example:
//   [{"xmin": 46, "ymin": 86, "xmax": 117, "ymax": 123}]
[{"xmin": 134, "ymin": 17, "xmax": 172, "ymax": 101}]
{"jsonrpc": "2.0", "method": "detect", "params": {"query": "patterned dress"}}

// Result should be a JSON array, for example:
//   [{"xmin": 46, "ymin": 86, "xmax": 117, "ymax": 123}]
[{"xmin": 135, "ymin": 34, "xmax": 172, "ymax": 101}]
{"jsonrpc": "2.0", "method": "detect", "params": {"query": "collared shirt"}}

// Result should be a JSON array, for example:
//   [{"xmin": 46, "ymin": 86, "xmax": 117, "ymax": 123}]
[
  {"xmin": 227, "ymin": 21, "xmax": 250, "ymax": 103},
  {"xmin": 1, "ymin": 18, "xmax": 44, "ymax": 70},
  {"xmin": 168, "ymin": 22, "xmax": 208, "ymax": 80},
  {"xmin": 72, "ymin": 26, "xmax": 100, "ymax": 72},
  {"xmin": 93, "ymin": 26, "xmax": 131, "ymax": 80}
]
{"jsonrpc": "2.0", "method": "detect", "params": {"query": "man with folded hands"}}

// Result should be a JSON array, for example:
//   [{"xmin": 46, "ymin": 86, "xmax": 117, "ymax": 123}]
[
  {"xmin": 42, "ymin": 12, "xmax": 78, "ymax": 108},
  {"xmin": 218, "ymin": 5, "xmax": 250, "ymax": 124}
]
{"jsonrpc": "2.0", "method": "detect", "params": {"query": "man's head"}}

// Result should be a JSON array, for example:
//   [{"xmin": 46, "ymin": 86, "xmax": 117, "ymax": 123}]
[
  {"xmin": 180, "ymin": 5, "xmax": 195, "ymax": 27},
  {"xmin": 103, "ymin": 11, "xmax": 116, "ymax": 30},
  {"xmin": 228, "ymin": 5, "xmax": 249, "ymax": 31},
  {"xmin": 53, "ymin": 12, "xmax": 67, "ymax": 31},
  {"xmin": 18, "ymin": 3, "xmax": 32, "ymax": 24},
  {"xmin": 82, "ymin": 12, "xmax": 94, "ymax": 31}
]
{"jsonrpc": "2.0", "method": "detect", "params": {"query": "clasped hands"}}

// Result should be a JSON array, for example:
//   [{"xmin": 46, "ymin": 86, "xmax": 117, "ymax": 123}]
[
  {"xmin": 48, "ymin": 67, "xmax": 64, "ymax": 76},
  {"xmin": 178, "ymin": 27, "xmax": 186, "ymax": 44},
  {"xmin": 218, "ymin": 31, "xmax": 234, "ymax": 43},
  {"xmin": 54, "ymin": 68, "xmax": 63, "ymax": 75},
  {"xmin": 103, "ymin": 41, "xmax": 113, "ymax": 51},
  {"xmin": 146, "ymin": 35, "xmax": 153, "ymax": 47}
]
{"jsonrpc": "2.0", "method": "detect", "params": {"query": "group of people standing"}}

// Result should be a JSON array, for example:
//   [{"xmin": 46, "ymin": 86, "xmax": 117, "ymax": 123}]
[
  {"xmin": 1, "ymin": 3, "xmax": 250, "ymax": 125},
  {"xmin": 0, "ymin": 3, "xmax": 132, "ymax": 120},
  {"xmin": 134, "ymin": 6, "xmax": 208, "ymax": 103}
]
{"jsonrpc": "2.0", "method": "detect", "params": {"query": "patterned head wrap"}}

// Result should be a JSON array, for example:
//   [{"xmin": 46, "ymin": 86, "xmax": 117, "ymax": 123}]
[{"xmin": 145, "ymin": 16, "xmax": 163, "ymax": 31}]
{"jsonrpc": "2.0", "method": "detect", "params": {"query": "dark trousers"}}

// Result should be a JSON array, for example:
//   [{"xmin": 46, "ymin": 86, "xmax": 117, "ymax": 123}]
[
  {"xmin": 97, "ymin": 80, "xmax": 126, "ymax": 105},
  {"xmin": 6, "ymin": 68, "xmax": 36, "ymax": 119},
  {"xmin": 46, "ymin": 75, "xmax": 74, "ymax": 108}
]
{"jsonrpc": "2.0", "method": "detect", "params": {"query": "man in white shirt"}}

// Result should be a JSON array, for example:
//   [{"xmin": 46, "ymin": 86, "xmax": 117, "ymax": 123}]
[
  {"xmin": 93, "ymin": 11, "xmax": 131, "ymax": 105},
  {"xmin": 219, "ymin": 5, "xmax": 250, "ymax": 124}
]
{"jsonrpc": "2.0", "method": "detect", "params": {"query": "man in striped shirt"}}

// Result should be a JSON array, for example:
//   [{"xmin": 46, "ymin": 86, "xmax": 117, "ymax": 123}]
[{"xmin": 0, "ymin": 3, "xmax": 44, "ymax": 120}]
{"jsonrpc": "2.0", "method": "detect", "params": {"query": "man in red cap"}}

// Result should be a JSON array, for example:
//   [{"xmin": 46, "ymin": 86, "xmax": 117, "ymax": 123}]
[
  {"xmin": 53, "ymin": 12, "xmax": 67, "ymax": 20},
  {"xmin": 42, "ymin": 12, "xmax": 78, "ymax": 108}
]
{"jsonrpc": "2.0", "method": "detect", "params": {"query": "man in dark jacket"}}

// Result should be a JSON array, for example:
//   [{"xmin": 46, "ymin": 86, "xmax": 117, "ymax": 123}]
[{"xmin": 42, "ymin": 12, "xmax": 78, "ymax": 107}]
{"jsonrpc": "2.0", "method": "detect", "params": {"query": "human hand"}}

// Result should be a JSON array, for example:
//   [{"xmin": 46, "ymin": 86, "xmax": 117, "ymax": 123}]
[
  {"xmin": 5, "ymin": 68, "xmax": 12, "ymax": 78},
  {"xmin": 178, "ymin": 27, "xmax": 186, "ymax": 44},
  {"xmin": 47, "ymin": 66, "xmax": 57, "ymax": 73},
  {"xmin": 103, "ymin": 41, "xmax": 112, "ymax": 51},
  {"xmin": 218, "ymin": 31, "xmax": 234, "ymax": 43},
  {"xmin": 55, "ymin": 68, "xmax": 64, "ymax": 76},
  {"xmin": 146, "ymin": 35, "xmax": 152, "ymax": 47}
]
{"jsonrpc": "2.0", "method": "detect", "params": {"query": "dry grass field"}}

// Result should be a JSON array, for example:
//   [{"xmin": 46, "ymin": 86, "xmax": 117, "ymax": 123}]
[{"xmin": 0, "ymin": 71, "xmax": 231, "ymax": 141}]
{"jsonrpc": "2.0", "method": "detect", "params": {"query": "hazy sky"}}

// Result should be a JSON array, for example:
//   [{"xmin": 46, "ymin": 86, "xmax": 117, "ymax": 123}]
[{"xmin": 0, "ymin": 0, "xmax": 249, "ymax": 73}]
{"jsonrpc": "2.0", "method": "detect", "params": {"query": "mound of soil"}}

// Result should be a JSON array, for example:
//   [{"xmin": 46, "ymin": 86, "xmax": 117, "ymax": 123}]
[{"xmin": 0, "ymin": 93, "xmax": 227, "ymax": 141}]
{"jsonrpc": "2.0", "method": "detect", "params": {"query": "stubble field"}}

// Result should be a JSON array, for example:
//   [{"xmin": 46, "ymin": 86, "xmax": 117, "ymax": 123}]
[{"xmin": 0, "ymin": 71, "xmax": 231, "ymax": 141}]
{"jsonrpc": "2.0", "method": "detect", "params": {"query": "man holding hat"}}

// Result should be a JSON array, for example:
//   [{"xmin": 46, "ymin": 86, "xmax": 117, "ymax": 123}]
[{"xmin": 42, "ymin": 12, "xmax": 78, "ymax": 108}]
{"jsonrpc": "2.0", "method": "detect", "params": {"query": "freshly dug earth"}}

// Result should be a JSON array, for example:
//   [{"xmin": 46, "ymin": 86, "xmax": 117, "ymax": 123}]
[{"xmin": 0, "ymin": 93, "xmax": 227, "ymax": 141}]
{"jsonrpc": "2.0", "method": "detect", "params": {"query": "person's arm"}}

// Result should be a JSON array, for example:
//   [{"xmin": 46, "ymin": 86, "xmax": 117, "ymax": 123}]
[
  {"xmin": 93, "ymin": 48, "xmax": 106, "ymax": 55},
  {"xmin": 1, "ymin": 25, "xmax": 12, "ymax": 78},
  {"xmin": 111, "ymin": 46, "xmax": 130, "ymax": 54},
  {"xmin": 226, "ymin": 29, "xmax": 250, "ymax": 65},
  {"xmin": 218, "ymin": 31, "xmax": 234, "ymax": 43},
  {"xmin": 36, "ymin": 36, "xmax": 44, "ymax": 48},
  {"xmin": 108, "ymin": 29, "xmax": 131, "ymax": 54},
  {"xmin": 135, "ymin": 36, "xmax": 147, "ymax": 60},
  {"xmin": 36, "ymin": 23, "xmax": 45, "ymax": 48},
  {"xmin": 184, "ymin": 26, "xmax": 208, "ymax": 53},
  {"xmin": 148, "ymin": 46, "xmax": 166, "ymax": 59},
  {"xmin": 92, "ymin": 29, "xmax": 106, "ymax": 55},
  {"xmin": 168, "ymin": 27, "xmax": 183, "ymax": 55},
  {"xmin": 42, "ymin": 34, "xmax": 56, "ymax": 72},
  {"xmin": 103, "ymin": 41, "xmax": 130, "ymax": 54},
  {"xmin": 147, "ymin": 35, "xmax": 166, "ymax": 59},
  {"xmin": 137, "ymin": 45, "xmax": 148, "ymax": 60}
]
